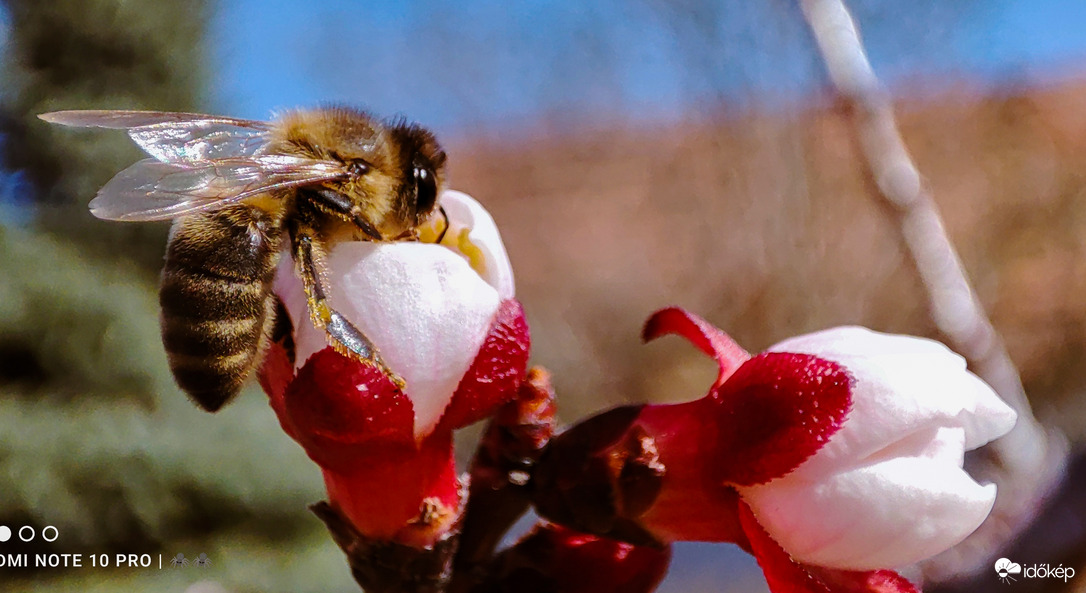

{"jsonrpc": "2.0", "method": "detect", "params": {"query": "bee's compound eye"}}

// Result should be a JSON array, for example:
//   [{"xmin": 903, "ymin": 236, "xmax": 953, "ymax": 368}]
[
  {"xmin": 348, "ymin": 161, "xmax": 369, "ymax": 178},
  {"xmin": 414, "ymin": 167, "xmax": 438, "ymax": 214}
]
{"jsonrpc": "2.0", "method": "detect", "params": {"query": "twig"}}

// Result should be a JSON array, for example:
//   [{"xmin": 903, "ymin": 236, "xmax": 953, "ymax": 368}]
[
  {"xmin": 798, "ymin": 0, "xmax": 1068, "ymax": 582},
  {"xmin": 450, "ymin": 367, "xmax": 557, "ymax": 593}
]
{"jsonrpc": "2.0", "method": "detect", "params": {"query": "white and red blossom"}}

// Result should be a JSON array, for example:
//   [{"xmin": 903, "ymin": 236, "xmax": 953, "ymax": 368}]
[
  {"xmin": 532, "ymin": 307, "xmax": 1016, "ymax": 593},
  {"xmin": 273, "ymin": 190, "xmax": 524, "ymax": 441},
  {"xmin": 740, "ymin": 326, "xmax": 1017, "ymax": 571},
  {"xmin": 258, "ymin": 190, "xmax": 529, "ymax": 545}
]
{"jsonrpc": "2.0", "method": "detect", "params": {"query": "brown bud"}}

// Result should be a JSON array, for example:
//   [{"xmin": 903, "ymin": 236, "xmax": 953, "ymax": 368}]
[
  {"xmin": 312, "ymin": 501, "xmax": 460, "ymax": 593},
  {"xmin": 530, "ymin": 405, "xmax": 666, "ymax": 547}
]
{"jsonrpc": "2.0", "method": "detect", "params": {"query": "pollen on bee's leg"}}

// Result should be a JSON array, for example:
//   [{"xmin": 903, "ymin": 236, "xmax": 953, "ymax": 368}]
[
  {"xmin": 381, "ymin": 365, "xmax": 407, "ymax": 390},
  {"xmin": 312, "ymin": 301, "xmax": 333, "ymax": 325},
  {"xmin": 323, "ymin": 339, "xmax": 406, "ymax": 391}
]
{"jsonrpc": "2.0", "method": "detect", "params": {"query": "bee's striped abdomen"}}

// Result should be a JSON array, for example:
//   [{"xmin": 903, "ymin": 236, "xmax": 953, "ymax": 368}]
[{"xmin": 159, "ymin": 206, "xmax": 284, "ymax": 411}]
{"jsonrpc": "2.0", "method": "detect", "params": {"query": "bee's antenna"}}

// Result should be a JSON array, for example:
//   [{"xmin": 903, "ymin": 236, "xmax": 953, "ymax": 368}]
[{"xmin": 435, "ymin": 206, "xmax": 449, "ymax": 244}]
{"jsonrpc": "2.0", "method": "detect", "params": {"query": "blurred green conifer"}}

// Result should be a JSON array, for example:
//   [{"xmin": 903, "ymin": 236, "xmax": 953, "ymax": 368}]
[
  {"xmin": 1, "ymin": 0, "xmax": 208, "ymax": 268},
  {"xmin": 0, "ymin": 4, "xmax": 335, "ymax": 591}
]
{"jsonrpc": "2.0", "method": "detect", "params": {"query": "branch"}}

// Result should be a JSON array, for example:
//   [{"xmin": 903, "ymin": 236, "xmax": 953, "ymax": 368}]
[
  {"xmin": 798, "ymin": 0, "xmax": 1068, "ymax": 581},
  {"xmin": 450, "ymin": 367, "xmax": 557, "ymax": 592}
]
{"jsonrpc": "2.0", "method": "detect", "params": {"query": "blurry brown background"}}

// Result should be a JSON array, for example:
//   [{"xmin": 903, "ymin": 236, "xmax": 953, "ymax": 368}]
[{"xmin": 455, "ymin": 79, "xmax": 1086, "ymax": 438}]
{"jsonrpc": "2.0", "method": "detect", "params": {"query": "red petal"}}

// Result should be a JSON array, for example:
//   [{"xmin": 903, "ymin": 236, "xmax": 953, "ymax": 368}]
[
  {"xmin": 528, "ymin": 351, "xmax": 848, "ymax": 544},
  {"xmin": 738, "ymin": 500, "xmax": 832, "ymax": 593},
  {"xmin": 631, "ymin": 401, "xmax": 748, "ymax": 543},
  {"xmin": 437, "ymin": 299, "xmax": 530, "ymax": 432},
  {"xmin": 491, "ymin": 523, "xmax": 671, "ymax": 593},
  {"xmin": 642, "ymin": 307, "xmax": 750, "ymax": 388},
  {"xmin": 323, "ymin": 432, "xmax": 461, "ymax": 547},
  {"xmin": 713, "ymin": 352, "xmax": 852, "ymax": 486},
  {"xmin": 283, "ymin": 348, "xmax": 415, "ymax": 470},
  {"xmin": 259, "ymin": 339, "xmax": 299, "ymax": 440},
  {"xmin": 811, "ymin": 569, "xmax": 921, "ymax": 593},
  {"xmin": 739, "ymin": 502, "xmax": 920, "ymax": 593}
]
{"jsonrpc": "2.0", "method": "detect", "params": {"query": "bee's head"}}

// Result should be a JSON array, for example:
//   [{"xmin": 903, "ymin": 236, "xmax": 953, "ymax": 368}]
[
  {"xmin": 273, "ymin": 107, "xmax": 446, "ymax": 240},
  {"xmin": 388, "ymin": 120, "xmax": 447, "ymax": 229}
]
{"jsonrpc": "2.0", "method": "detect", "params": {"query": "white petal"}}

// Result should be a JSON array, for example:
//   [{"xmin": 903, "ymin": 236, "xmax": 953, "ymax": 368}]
[
  {"xmin": 437, "ymin": 190, "xmax": 515, "ymax": 300},
  {"xmin": 276, "ymin": 241, "xmax": 501, "ymax": 440},
  {"xmin": 742, "ymin": 326, "xmax": 1018, "ymax": 569},
  {"xmin": 739, "ymin": 456, "xmax": 998, "ymax": 570},
  {"xmin": 767, "ymin": 327, "xmax": 1017, "ymax": 478},
  {"xmin": 771, "ymin": 326, "xmax": 950, "ymax": 359}
]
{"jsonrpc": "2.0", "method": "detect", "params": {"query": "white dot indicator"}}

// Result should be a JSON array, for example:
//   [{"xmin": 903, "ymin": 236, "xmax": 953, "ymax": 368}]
[{"xmin": 0, "ymin": 526, "xmax": 10, "ymax": 542}]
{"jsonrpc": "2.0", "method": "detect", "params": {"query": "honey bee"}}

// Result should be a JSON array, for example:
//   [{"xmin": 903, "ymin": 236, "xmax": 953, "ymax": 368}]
[{"xmin": 40, "ymin": 107, "xmax": 447, "ymax": 411}]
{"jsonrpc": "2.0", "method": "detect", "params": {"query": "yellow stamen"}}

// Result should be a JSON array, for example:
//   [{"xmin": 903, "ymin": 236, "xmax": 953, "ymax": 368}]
[
  {"xmin": 418, "ymin": 214, "xmax": 490, "ymax": 279},
  {"xmin": 454, "ymin": 228, "xmax": 488, "ymax": 278}
]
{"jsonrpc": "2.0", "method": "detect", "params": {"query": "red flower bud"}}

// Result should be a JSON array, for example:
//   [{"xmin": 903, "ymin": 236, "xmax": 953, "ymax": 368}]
[
  {"xmin": 258, "ymin": 191, "xmax": 530, "ymax": 548},
  {"xmin": 532, "ymin": 307, "xmax": 1016, "ymax": 592},
  {"xmin": 484, "ymin": 523, "xmax": 671, "ymax": 593}
]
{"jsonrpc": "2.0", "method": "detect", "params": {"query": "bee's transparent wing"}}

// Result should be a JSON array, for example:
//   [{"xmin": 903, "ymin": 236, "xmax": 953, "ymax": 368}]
[
  {"xmin": 90, "ymin": 155, "xmax": 345, "ymax": 222},
  {"xmin": 39, "ymin": 110, "xmax": 266, "ymax": 129},
  {"xmin": 40, "ymin": 110, "xmax": 272, "ymax": 164}
]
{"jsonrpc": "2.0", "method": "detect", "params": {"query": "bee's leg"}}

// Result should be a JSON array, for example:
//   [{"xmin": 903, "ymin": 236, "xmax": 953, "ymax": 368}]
[
  {"xmin": 309, "ymin": 187, "xmax": 383, "ymax": 240},
  {"xmin": 290, "ymin": 220, "xmax": 406, "ymax": 389}
]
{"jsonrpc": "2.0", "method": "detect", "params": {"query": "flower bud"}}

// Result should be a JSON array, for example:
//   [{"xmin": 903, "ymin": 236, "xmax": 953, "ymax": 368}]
[
  {"xmin": 532, "ymin": 307, "xmax": 1015, "ymax": 592},
  {"xmin": 272, "ymin": 191, "xmax": 526, "ymax": 443},
  {"xmin": 259, "ymin": 191, "xmax": 530, "ymax": 546},
  {"xmin": 483, "ymin": 523, "xmax": 671, "ymax": 593},
  {"xmin": 740, "ymin": 326, "xmax": 1018, "ymax": 570}
]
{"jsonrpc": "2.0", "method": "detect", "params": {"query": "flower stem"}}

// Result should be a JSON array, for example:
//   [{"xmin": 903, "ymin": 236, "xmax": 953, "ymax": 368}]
[
  {"xmin": 798, "ymin": 0, "xmax": 1068, "ymax": 580},
  {"xmin": 450, "ymin": 367, "xmax": 557, "ymax": 592}
]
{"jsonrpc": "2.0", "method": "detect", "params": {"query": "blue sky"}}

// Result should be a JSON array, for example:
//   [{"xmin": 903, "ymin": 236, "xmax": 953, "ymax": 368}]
[
  {"xmin": 0, "ymin": 3, "xmax": 1083, "ymax": 233},
  {"xmin": 958, "ymin": 1, "xmax": 1086, "ymax": 74},
  {"xmin": 0, "ymin": 1, "xmax": 1082, "ymax": 232},
  {"xmin": 211, "ymin": 0, "xmax": 1086, "ymax": 138}
]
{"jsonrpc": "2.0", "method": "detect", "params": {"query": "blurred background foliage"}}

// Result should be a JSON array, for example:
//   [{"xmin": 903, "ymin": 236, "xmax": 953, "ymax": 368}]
[
  {"xmin": 0, "ymin": 1, "xmax": 351, "ymax": 591},
  {"xmin": 1, "ymin": 0, "xmax": 1086, "ymax": 592},
  {"xmin": 1, "ymin": 0, "xmax": 207, "ymax": 269}
]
